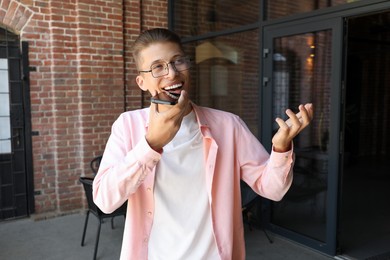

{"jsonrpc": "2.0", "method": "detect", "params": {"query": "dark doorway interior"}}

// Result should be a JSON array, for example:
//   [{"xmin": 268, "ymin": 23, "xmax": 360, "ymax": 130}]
[{"xmin": 340, "ymin": 11, "xmax": 390, "ymax": 259}]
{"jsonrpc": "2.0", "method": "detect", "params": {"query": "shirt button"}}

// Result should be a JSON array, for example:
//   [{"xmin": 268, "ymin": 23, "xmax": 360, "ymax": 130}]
[
  {"xmin": 147, "ymin": 211, "xmax": 152, "ymax": 216},
  {"xmin": 147, "ymin": 187, "xmax": 152, "ymax": 192},
  {"xmin": 144, "ymin": 238, "xmax": 148, "ymax": 242}
]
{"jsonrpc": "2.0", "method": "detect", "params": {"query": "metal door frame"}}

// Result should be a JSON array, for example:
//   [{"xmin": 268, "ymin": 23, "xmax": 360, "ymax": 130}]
[
  {"xmin": 21, "ymin": 41, "xmax": 34, "ymax": 216},
  {"xmin": 261, "ymin": 18, "xmax": 343, "ymax": 255}
]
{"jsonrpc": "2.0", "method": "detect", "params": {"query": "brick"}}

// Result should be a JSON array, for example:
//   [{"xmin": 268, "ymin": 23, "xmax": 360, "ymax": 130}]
[{"xmin": 1, "ymin": 0, "xmax": 168, "ymax": 218}]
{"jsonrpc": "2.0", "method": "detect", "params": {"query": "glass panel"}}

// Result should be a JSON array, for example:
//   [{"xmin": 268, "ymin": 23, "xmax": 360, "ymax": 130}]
[
  {"xmin": 0, "ymin": 58, "xmax": 11, "ymax": 154},
  {"xmin": 0, "ymin": 59, "xmax": 7, "ymax": 69},
  {"xmin": 0, "ymin": 140, "xmax": 11, "ymax": 154},
  {"xmin": 10, "ymin": 82, "xmax": 22, "ymax": 103},
  {"xmin": 0, "ymin": 162, "xmax": 12, "ymax": 184},
  {"xmin": 174, "ymin": 0, "xmax": 260, "ymax": 37},
  {"xmin": 0, "ymin": 93, "xmax": 10, "ymax": 116},
  {"xmin": 8, "ymin": 59, "xmax": 20, "ymax": 81},
  {"xmin": 271, "ymin": 30, "xmax": 332, "ymax": 242},
  {"xmin": 266, "ymin": 0, "xmax": 363, "ymax": 20},
  {"xmin": 0, "ymin": 70, "xmax": 9, "ymax": 92},
  {"xmin": 0, "ymin": 117, "xmax": 11, "ymax": 139},
  {"xmin": 0, "ymin": 27, "xmax": 19, "ymax": 45},
  {"xmin": 0, "ymin": 59, "xmax": 8, "ymax": 92},
  {"xmin": 183, "ymin": 29, "xmax": 260, "ymax": 135}
]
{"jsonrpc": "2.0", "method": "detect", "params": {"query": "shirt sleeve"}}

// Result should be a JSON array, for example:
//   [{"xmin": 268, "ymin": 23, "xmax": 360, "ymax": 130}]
[
  {"xmin": 237, "ymin": 117, "xmax": 294, "ymax": 201},
  {"xmin": 92, "ymin": 114, "xmax": 161, "ymax": 213}
]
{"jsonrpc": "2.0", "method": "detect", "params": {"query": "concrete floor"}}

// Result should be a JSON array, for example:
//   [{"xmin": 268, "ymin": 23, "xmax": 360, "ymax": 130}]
[{"xmin": 0, "ymin": 213, "xmax": 334, "ymax": 260}]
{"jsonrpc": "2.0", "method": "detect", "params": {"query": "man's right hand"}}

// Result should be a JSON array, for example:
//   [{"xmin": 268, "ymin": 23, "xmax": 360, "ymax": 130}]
[{"xmin": 145, "ymin": 90, "xmax": 191, "ymax": 152}]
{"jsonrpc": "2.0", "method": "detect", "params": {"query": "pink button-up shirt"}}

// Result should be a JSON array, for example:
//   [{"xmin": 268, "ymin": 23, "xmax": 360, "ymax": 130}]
[{"xmin": 93, "ymin": 104, "xmax": 294, "ymax": 260}]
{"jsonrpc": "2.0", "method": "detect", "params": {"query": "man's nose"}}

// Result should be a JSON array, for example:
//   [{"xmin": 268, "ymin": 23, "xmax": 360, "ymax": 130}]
[{"xmin": 165, "ymin": 63, "xmax": 179, "ymax": 78}]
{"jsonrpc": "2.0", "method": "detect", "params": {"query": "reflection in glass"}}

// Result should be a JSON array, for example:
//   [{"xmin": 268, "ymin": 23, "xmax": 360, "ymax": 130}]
[
  {"xmin": 0, "ymin": 58, "xmax": 11, "ymax": 154},
  {"xmin": 271, "ymin": 31, "xmax": 332, "ymax": 242},
  {"xmin": 173, "ymin": 0, "xmax": 259, "ymax": 37},
  {"xmin": 183, "ymin": 30, "xmax": 260, "ymax": 135},
  {"xmin": 266, "ymin": 0, "xmax": 362, "ymax": 20}
]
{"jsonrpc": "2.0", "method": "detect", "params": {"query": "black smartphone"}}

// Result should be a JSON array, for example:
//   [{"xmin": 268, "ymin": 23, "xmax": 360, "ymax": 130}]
[{"xmin": 151, "ymin": 97, "xmax": 177, "ymax": 105}]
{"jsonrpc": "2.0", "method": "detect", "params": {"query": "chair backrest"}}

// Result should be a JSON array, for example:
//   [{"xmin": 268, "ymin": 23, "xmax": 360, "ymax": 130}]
[
  {"xmin": 83, "ymin": 155, "xmax": 128, "ymax": 218},
  {"xmin": 79, "ymin": 176, "xmax": 128, "ymax": 218},
  {"xmin": 79, "ymin": 177, "xmax": 101, "ymax": 215},
  {"xmin": 90, "ymin": 155, "xmax": 103, "ymax": 175},
  {"xmin": 241, "ymin": 181, "xmax": 258, "ymax": 209}
]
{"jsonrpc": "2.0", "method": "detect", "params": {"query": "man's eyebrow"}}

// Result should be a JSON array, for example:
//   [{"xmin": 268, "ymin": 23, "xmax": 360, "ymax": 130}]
[
  {"xmin": 149, "ymin": 55, "xmax": 185, "ymax": 65},
  {"xmin": 150, "ymin": 59, "xmax": 164, "ymax": 66}
]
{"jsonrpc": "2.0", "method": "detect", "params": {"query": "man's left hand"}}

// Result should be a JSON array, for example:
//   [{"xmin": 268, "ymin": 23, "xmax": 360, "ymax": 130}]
[{"xmin": 272, "ymin": 103, "xmax": 314, "ymax": 152}]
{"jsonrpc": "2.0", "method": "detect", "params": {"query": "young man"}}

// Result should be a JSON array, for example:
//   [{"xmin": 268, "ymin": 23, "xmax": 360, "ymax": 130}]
[{"xmin": 93, "ymin": 28, "xmax": 313, "ymax": 260}]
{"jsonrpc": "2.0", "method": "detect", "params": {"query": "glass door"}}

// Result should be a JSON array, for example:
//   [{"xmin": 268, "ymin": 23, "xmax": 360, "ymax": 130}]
[{"xmin": 261, "ymin": 18, "xmax": 343, "ymax": 255}]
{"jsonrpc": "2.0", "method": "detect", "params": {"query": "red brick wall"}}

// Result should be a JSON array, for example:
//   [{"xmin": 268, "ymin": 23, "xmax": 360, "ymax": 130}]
[{"xmin": 1, "ymin": 0, "xmax": 168, "ymax": 217}]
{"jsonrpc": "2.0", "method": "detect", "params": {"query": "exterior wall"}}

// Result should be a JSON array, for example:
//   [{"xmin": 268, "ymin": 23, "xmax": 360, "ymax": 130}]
[{"xmin": 0, "ymin": 0, "xmax": 167, "ymax": 218}]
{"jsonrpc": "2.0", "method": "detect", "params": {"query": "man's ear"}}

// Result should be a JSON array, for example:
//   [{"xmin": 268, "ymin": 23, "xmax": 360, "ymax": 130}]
[{"xmin": 136, "ymin": 75, "xmax": 147, "ymax": 91}]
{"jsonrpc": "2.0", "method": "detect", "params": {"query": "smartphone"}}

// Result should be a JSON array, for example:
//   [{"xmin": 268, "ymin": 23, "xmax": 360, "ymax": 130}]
[{"xmin": 151, "ymin": 97, "xmax": 177, "ymax": 105}]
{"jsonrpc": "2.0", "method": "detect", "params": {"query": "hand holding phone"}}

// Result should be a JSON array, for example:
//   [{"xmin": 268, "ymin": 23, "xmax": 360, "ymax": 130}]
[
  {"xmin": 150, "ymin": 97, "xmax": 177, "ymax": 105},
  {"xmin": 146, "ymin": 91, "xmax": 190, "ymax": 151}
]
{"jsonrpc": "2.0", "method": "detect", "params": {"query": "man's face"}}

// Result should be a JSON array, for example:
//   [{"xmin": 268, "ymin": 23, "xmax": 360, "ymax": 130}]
[{"xmin": 136, "ymin": 42, "xmax": 191, "ymax": 106}]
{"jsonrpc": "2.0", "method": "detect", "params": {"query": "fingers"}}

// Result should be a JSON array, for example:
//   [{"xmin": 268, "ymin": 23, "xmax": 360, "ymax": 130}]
[
  {"xmin": 178, "ymin": 89, "xmax": 187, "ymax": 104},
  {"xmin": 275, "ymin": 117, "xmax": 289, "ymax": 130},
  {"xmin": 150, "ymin": 101, "xmax": 159, "ymax": 114},
  {"xmin": 284, "ymin": 103, "xmax": 313, "ymax": 128},
  {"xmin": 272, "ymin": 103, "xmax": 314, "ymax": 152},
  {"xmin": 303, "ymin": 103, "xmax": 314, "ymax": 121},
  {"xmin": 150, "ymin": 91, "xmax": 189, "ymax": 119},
  {"xmin": 176, "ymin": 90, "xmax": 190, "ymax": 114},
  {"xmin": 286, "ymin": 108, "xmax": 302, "ymax": 128},
  {"xmin": 297, "ymin": 103, "xmax": 313, "ymax": 129},
  {"xmin": 147, "ymin": 91, "xmax": 191, "ymax": 148},
  {"xmin": 165, "ymin": 90, "xmax": 190, "ymax": 120}
]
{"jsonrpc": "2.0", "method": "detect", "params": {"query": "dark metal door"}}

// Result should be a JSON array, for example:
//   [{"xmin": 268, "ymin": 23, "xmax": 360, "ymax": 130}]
[
  {"xmin": 262, "ymin": 18, "xmax": 343, "ymax": 255},
  {"xmin": 0, "ymin": 29, "xmax": 33, "ymax": 220}
]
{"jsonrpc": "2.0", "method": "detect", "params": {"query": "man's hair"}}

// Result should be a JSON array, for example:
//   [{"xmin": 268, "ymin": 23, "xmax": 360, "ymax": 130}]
[{"xmin": 132, "ymin": 28, "xmax": 184, "ymax": 69}]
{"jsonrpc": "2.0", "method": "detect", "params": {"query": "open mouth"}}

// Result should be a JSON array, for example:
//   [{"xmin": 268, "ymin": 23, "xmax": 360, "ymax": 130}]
[{"xmin": 163, "ymin": 83, "xmax": 182, "ymax": 100}]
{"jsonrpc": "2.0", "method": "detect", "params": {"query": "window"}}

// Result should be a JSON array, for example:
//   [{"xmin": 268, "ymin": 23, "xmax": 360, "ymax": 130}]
[
  {"xmin": 266, "ymin": 0, "xmax": 363, "ymax": 20},
  {"xmin": 0, "ymin": 59, "xmax": 11, "ymax": 154},
  {"xmin": 173, "ymin": 0, "xmax": 260, "ymax": 37},
  {"xmin": 182, "ymin": 30, "xmax": 260, "ymax": 135}
]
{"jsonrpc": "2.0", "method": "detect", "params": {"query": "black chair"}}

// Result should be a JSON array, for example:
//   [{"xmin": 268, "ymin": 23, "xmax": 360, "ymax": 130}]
[
  {"xmin": 241, "ymin": 181, "xmax": 273, "ymax": 243},
  {"xmin": 80, "ymin": 177, "xmax": 127, "ymax": 260},
  {"xmin": 90, "ymin": 155, "xmax": 103, "ymax": 175},
  {"xmin": 89, "ymin": 155, "xmax": 123, "ymax": 229}
]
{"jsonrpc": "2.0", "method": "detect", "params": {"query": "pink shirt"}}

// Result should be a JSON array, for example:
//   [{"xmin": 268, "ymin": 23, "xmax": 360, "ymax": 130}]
[{"xmin": 93, "ymin": 104, "xmax": 294, "ymax": 260}]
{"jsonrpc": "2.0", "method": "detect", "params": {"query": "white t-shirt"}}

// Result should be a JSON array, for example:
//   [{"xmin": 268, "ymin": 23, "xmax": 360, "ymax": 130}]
[{"xmin": 148, "ymin": 111, "xmax": 219, "ymax": 260}]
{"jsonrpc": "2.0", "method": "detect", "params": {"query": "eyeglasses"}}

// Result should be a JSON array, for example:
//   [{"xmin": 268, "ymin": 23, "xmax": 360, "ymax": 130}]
[{"xmin": 139, "ymin": 57, "xmax": 191, "ymax": 78}]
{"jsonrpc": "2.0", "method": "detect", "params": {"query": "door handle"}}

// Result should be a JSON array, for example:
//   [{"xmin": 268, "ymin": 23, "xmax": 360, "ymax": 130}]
[
  {"xmin": 263, "ymin": 77, "xmax": 269, "ymax": 87},
  {"xmin": 12, "ymin": 129, "xmax": 21, "ymax": 146}
]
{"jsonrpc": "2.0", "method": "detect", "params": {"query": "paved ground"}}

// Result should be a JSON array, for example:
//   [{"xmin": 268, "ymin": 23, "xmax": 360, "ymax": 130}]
[{"xmin": 0, "ymin": 213, "xmax": 335, "ymax": 260}]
